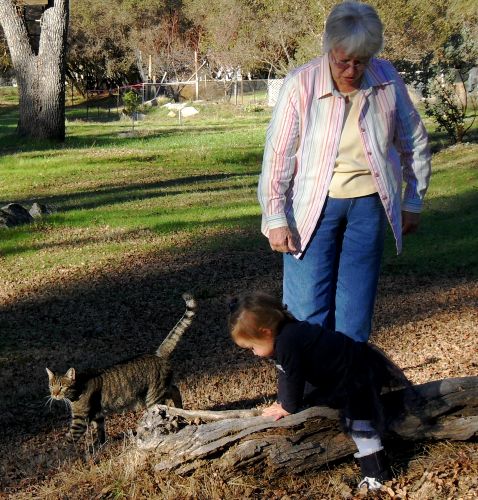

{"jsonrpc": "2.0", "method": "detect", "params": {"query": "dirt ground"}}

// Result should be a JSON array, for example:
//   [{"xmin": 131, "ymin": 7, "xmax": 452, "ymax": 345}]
[{"xmin": 0, "ymin": 236, "xmax": 477, "ymax": 498}]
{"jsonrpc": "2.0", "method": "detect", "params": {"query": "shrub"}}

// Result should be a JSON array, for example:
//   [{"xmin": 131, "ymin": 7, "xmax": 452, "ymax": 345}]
[
  {"xmin": 122, "ymin": 90, "xmax": 143, "ymax": 130},
  {"xmin": 398, "ymin": 28, "xmax": 478, "ymax": 144}
]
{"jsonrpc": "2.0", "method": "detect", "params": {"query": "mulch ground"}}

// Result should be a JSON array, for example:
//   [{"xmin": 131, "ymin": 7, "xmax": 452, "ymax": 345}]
[{"xmin": 0, "ymin": 236, "xmax": 476, "ymax": 498}]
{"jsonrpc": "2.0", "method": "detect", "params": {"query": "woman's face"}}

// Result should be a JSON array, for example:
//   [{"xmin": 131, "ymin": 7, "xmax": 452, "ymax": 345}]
[{"xmin": 328, "ymin": 46, "xmax": 369, "ymax": 92}]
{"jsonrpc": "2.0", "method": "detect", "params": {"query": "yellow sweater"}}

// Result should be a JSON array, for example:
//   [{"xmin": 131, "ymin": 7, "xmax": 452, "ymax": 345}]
[{"xmin": 328, "ymin": 89, "xmax": 377, "ymax": 198}]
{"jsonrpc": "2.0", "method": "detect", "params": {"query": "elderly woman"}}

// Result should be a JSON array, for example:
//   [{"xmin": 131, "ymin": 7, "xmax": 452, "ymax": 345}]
[{"xmin": 258, "ymin": 2, "xmax": 431, "ymax": 343}]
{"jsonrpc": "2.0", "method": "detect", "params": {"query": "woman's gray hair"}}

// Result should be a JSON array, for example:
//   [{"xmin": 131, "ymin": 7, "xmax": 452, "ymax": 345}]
[{"xmin": 323, "ymin": 2, "xmax": 383, "ymax": 58}]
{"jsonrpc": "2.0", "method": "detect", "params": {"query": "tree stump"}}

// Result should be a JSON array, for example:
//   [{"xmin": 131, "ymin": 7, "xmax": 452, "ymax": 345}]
[{"xmin": 136, "ymin": 376, "xmax": 478, "ymax": 476}]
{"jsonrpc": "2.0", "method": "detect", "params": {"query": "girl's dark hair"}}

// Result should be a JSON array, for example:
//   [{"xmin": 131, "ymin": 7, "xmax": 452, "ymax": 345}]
[{"xmin": 228, "ymin": 292, "xmax": 294, "ymax": 341}]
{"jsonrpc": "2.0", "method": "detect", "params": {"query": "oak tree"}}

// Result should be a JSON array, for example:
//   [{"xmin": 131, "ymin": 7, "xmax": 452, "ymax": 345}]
[{"xmin": 0, "ymin": 0, "xmax": 69, "ymax": 140}]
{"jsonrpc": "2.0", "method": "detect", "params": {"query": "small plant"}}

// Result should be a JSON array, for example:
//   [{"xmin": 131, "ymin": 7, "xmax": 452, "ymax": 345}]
[
  {"xmin": 244, "ymin": 103, "xmax": 265, "ymax": 113},
  {"xmin": 122, "ymin": 90, "xmax": 143, "ymax": 131}
]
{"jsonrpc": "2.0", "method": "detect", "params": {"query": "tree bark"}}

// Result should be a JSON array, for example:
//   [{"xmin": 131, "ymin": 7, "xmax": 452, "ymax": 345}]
[
  {"xmin": 136, "ymin": 376, "xmax": 478, "ymax": 476},
  {"xmin": 0, "ymin": 0, "xmax": 69, "ymax": 140}
]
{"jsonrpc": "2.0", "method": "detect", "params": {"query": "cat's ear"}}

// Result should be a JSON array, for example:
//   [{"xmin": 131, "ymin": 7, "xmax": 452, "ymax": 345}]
[
  {"xmin": 65, "ymin": 368, "xmax": 76, "ymax": 381},
  {"xmin": 46, "ymin": 367, "xmax": 54, "ymax": 381}
]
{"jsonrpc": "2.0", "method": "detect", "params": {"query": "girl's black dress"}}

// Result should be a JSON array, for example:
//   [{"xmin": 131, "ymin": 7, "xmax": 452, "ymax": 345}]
[{"xmin": 273, "ymin": 319, "xmax": 409, "ymax": 433}]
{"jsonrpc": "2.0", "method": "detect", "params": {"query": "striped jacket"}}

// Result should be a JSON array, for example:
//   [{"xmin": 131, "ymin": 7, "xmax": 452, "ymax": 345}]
[{"xmin": 258, "ymin": 55, "xmax": 431, "ymax": 257}]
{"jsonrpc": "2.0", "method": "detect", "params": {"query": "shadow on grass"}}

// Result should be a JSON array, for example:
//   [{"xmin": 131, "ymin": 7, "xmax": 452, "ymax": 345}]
[
  {"xmin": 382, "ymin": 189, "xmax": 478, "ymax": 277},
  {"xmin": 428, "ymin": 127, "xmax": 478, "ymax": 153},
  {"xmin": 0, "ymin": 211, "xmax": 261, "ymax": 258},
  {"xmin": 0, "ymin": 105, "xmax": 267, "ymax": 157},
  {"xmin": 0, "ymin": 170, "xmax": 260, "ymax": 216},
  {"xmin": 0, "ymin": 226, "xmax": 279, "ymax": 438},
  {"xmin": 1, "ymin": 187, "xmax": 477, "ymax": 440},
  {"xmin": 0, "ymin": 198, "xmax": 476, "ymax": 491}
]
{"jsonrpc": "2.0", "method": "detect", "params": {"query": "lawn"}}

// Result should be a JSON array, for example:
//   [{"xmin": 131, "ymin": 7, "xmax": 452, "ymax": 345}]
[
  {"xmin": 0, "ymin": 94, "xmax": 269, "ymax": 276},
  {"xmin": 0, "ymin": 88, "xmax": 477, "ymax": 498},
  {"xmin": 1, "ymin": 89, "xmax": 476, "ymax": 280}
]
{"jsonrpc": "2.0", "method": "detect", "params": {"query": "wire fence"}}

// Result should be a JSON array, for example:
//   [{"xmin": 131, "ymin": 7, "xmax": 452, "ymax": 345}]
[{"xmin": 76, "ymin": 79, "xmax": 285, "ymax": 121}]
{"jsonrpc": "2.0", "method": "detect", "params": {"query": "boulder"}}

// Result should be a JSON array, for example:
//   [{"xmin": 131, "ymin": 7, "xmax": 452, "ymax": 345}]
[
  {"xmin": 0, "ymin": 203, "xmax": 33, "ymax": 227},
  {"xmin": 29, "ymin": 202, "xmax": 53, "ymax": 218},
  {"xmin": 180, "ymin": 106, "xmax": 199, "ymax": 117},
  {"xmin": 0, "ymin": 202, "xmax": 53, "ymax": 228}
]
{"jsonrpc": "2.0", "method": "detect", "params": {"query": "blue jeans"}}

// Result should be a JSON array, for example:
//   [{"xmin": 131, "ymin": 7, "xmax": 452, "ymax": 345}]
[{"xmin": 283, "ymin": 195, "xmax": 386, "ymax": 342}]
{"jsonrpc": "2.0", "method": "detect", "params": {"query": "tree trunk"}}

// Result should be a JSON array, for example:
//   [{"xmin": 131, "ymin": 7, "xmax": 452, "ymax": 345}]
[
  {"xmin": 136, "ymin": 376, "xmax": 478, "ymax": 476},
  {"xmin": 0, "ymin": 0, "xmax": 69, "ymax": 141}
]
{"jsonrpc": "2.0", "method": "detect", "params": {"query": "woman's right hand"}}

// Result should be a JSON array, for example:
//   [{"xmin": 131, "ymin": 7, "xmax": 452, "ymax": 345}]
[{"xmin": 268, "ymin": 226, "xmax": 298, "ymax": 253}]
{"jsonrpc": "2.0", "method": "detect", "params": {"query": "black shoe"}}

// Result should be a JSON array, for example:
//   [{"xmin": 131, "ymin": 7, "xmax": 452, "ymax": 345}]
[{"xmin": 358, "ymin": 449, "xmax": 392, "ymax": 485}]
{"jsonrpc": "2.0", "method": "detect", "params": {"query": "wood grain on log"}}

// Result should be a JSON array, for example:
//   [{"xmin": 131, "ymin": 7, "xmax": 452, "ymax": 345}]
[{"xmin": 136, "ymin": 376, "xmax": 478, "ymax": 476}]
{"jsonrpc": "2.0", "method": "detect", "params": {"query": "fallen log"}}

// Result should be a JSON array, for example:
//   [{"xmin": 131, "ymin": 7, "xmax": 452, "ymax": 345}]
[{"xmin": 136, "ymin": 376, "xmax": 478, "ymax": 476}]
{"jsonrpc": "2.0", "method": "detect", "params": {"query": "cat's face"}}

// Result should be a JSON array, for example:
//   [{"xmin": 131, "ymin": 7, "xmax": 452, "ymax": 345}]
[{"xmin": 46, "ymin": 367, "xmax": 76, "ymax": 400}]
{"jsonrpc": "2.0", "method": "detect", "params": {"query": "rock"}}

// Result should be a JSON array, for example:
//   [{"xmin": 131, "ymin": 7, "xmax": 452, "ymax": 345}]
[
  {"xmin": 162, "ymin": 102, "xmax": 186, "ymax": 110},
  {"xmin": 29, "ymin": 202, "xmax": 53, "ymax": 218},
  {"xmin": 167, "ymin": 111, "xmax": 176, "ymax": 117},
  {"xmin": 180, "ymin": 107, "xmax": 199, "ymax": 117},
  {"xmin": 0, "ymin": 203, "xmax": 33, "ymax": 227},
  {"xmin": 0, "ymin": 210, "xmax": 15, "ymax": 228}
]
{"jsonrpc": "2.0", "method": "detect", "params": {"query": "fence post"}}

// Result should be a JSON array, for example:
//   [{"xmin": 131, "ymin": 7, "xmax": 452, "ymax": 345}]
[{"xmin": 194, "ymin": 51, "xmax": 199, "ymax": 101}]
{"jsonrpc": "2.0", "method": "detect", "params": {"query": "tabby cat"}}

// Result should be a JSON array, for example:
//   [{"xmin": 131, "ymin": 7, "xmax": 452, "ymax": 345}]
[{"xmin": 46, "ymin": 293, "xmax": 196, "ymax": 444}]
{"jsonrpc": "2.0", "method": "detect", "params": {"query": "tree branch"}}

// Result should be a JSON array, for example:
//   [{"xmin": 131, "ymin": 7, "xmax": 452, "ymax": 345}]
[{"xmin": 136, "ymin": 377, "xmax": 478, "ymax": 476}]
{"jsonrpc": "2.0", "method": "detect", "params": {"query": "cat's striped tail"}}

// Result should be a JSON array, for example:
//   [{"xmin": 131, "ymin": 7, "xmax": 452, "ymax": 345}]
[{"xmin": 156, "ymin": 293, "xmax": 197, "ymax": 359}]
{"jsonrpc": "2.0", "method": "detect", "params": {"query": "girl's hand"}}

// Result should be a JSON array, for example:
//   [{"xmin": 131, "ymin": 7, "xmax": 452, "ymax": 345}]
[{"xmin": 262, "ymin": 402, "xmax": 290, "ymax": 421}]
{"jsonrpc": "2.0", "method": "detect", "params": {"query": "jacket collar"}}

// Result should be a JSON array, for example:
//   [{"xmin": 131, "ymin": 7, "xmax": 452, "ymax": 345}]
[{"xmin": 314, "ymin": 54, "xmax": 394, "ymax": 99}]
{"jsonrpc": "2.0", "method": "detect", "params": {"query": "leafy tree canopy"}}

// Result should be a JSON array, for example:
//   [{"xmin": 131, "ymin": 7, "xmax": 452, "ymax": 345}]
[{"xmin": 1, "ymin": 0, "xmax": 477, "ymax": 87}]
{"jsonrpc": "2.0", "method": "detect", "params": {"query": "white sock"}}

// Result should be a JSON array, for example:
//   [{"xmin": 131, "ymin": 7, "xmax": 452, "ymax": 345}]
[
  {"xmin": 348, "ymin": 419, "xmax": 383, "ymax": 458},
  {"xmin": 351, "ymin": 434, "xmax": 383, "ymax": 458}
]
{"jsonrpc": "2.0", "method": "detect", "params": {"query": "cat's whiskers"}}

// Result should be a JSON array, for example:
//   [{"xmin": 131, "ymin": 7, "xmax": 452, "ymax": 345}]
[{"xmin": 44, "ymin": 396, "xmax": 54, "ymax": 410}]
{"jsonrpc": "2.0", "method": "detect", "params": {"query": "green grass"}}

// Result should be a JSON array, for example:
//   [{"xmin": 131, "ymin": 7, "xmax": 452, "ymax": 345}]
[
  {"xmin": 0, "ymin": 93, "xmax": 270, "ymax": 276},
  {"xmin": 0, "ymin": 86, "xmax": 19, "ymax": 105},
  {"xmin": 0, "ymin": 86, "xmax": 477, "ymax": 279},
  {"xmin": 382, "ymin": 143, "xmax": 478, "ymax": 276}
]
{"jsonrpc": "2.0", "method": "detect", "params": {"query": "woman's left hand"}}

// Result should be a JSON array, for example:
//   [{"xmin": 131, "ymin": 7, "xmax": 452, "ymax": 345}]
[
  {"xmin": 402, "ymin": 211, "xmax": 421, "ymax": 235},
  {"xmin": 262, "ymin": 402, "xmax": 291, "ymax": 421}
]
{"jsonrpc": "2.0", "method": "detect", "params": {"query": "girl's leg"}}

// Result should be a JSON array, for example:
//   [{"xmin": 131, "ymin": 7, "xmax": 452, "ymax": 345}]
[
  {"xmin": 349, "ymin": 420, "xmax": 383, "ymax": 457},
  {"xmin": 335, "ymin": 194, "xmax": 387, "ymax": 342},
  {"xmin": 349, "ymin": 419, "xmax": 392, "ymax": 488}
]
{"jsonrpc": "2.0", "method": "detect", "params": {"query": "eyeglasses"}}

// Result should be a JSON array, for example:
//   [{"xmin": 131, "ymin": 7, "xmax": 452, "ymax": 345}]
[{"xmin": 329, "ymin": 51, "xmax": 369, "ymax": 71}]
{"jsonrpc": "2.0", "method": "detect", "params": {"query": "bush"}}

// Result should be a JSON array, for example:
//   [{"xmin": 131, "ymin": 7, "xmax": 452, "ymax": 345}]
[
  {"xmin": 398, "ymin": 28, "xmax": 478, "ymax": 144},
  {"xmin": 122, "ymin": 90, "xmax": 143, "ymax": 130}
]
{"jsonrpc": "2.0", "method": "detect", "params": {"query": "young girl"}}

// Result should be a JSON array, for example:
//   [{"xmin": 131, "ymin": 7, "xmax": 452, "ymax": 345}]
[{"xmin": 229, "ymin": 292, "xmax": 410, "ymax": 490}]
